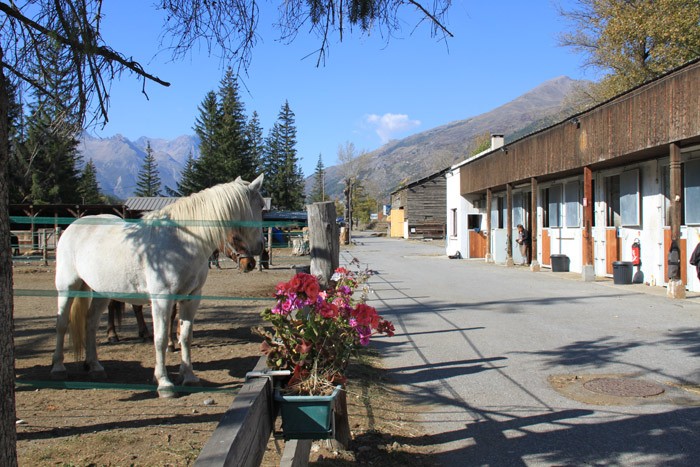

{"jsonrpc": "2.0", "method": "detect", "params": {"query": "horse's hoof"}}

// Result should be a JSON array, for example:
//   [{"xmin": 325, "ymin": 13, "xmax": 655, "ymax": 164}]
[
  {"xmin": 50, "ymin": 370, "xmax": 67, "ymax": 380},
  {"xmin": 107, "ymin": 336, "xmax": 119, "ymax": 344},
  {"xmin": 167, "ymin": 344, "xmax": 178, "ymax": 353},
  {"xmin": 157, "ymin": 386, "xmax": 178, "ymax": 398},
  {"xmin": 90, "ymin": 370, "xmax": 107, "ymax": 380},
  {"xmin": 181, "ymin": 378, "xmax": 201, "ymax": 387}
]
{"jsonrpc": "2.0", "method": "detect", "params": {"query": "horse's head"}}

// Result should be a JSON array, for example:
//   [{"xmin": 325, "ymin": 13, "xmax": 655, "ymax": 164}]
[{"xmin": 231, "ymin": 174, "xmax": 265, "ymax": 258}]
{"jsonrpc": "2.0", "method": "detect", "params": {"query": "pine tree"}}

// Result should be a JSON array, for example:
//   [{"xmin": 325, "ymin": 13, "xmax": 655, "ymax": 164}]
[
  {"xmin": 23, "ymin": 39, "xmax": 82, "ymax": 204},
  {"xmin": 135, "ymin": 142, "xmax": 162, "ymax": 196},
  {"xmin": 174, "ymin": 151, "xmax": 199, "ymax": 196},
  {"xmin": 217, "ymin": 68, "xmax": 253, "ymax": 181},
  {"xmin": 78, "ymin": 159, "xmax": 103, "ymax": 203},
  {"xmin": 246, "ymin": 111, "xmax": 265, "ymax": 180},
  {"xmin": 6, "ymin": 79, "xmax": 30, "ymax": 204},
  {"xmin": 192, "ymin": 90, "xmax": 222, "ymax": 190},
  {"xmin": 262, "ymin": 101, "xmax": 304, "ymax": 210},
  {"xmin": 308, "ymin": 153, "xmax": 326, "ymax": 203}
]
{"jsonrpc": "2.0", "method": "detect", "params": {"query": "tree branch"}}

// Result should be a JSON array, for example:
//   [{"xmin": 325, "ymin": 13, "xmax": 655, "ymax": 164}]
[{"xmin": 0, "ymin": 2, "xmax": 170, "ymax": 87}]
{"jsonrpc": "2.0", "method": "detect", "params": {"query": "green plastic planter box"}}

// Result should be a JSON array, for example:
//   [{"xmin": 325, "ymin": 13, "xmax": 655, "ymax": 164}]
[{"xmin": 275, "ymin": 385, "xmax": 342, "ymax": 440}]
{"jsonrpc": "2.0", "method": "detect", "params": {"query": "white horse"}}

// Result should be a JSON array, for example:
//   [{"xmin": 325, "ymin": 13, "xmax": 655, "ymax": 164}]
[{"xmin": 51, "ymin": 175, "xmax": 265, "ymax": 397}]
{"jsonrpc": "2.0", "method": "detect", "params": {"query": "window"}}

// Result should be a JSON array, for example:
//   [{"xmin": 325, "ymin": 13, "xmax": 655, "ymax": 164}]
[
  {"xmin": 606, "ymin": 175, "xmax": 621, "ymax": 227},
  {"xmin": 547, "ymin": 185, "xmax": 562, "ymax": 228},
  {"xmin": 490, "ymin": 198, "xmax": 499, "ymax": 229},
  {"xmin": 468, "ymin": 214, "xmax": 481, "ymax": 230},
  {"xmin": 497, "ymin": 197, "xmax": 505, "ymax": 229},
  {"xmin": 451, "ymin": 209, "xmax": 458, "ymax": 237},
  {"xmin": 620, "ymin": 169, "xmax": 640, "ymax": 226},
  {"xmin": 513, "ymin": 193, "xmax": 523, "ymax": 228},
  {"xmin": 685, "ymin": 159, "xmax": 700, "ymax": 225},
  {"xmin": 564, "ymin": 182, "xmax": 580, "ymax": 227}
]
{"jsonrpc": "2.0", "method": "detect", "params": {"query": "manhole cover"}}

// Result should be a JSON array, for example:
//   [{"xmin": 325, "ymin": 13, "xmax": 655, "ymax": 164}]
[{"xmin": 583, "ymin": 378, "xmax": 665, "ymax": 398}]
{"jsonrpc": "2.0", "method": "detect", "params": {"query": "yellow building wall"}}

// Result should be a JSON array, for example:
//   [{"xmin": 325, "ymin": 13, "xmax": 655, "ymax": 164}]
[{"xmin": 390, "ymin": 209, "xmax": 404, "ymax": 238}]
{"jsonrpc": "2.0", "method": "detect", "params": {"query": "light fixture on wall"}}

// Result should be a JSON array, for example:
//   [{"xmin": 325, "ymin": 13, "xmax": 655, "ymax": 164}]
[
  {"xmin": 501, "ymin": 146, "xmax": 508, "ymax": 154},
  {"xmin": 570, "ymin": 117, "xmax": 581, "ymax": 129}
]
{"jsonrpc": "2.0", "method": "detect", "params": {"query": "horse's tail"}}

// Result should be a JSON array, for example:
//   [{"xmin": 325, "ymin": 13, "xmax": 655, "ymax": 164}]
[{"xmin": 69, "ymin": 291, "xmax": 91, "ymax": 360}]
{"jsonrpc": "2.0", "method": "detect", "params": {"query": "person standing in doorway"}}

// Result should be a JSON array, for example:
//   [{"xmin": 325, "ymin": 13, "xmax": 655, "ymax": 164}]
[{"xmin": 516, "ymin": 224, "xmax": 531, "ymax": 266}]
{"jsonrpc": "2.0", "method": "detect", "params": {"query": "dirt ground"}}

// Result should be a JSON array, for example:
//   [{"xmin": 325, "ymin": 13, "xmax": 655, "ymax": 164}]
[{"xmin": 13, "ymin": 250, "xmax": 433, "ymax": 466}]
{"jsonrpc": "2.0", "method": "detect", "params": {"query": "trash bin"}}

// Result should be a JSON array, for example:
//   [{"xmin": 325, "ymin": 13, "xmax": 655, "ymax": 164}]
[
  {"xmin": 550, "ymin": 254, "xmax": 570, "ymax": 272},
  {"xmin": 612, "ymin": 261, "xmax": 633, "ymax": 284}
]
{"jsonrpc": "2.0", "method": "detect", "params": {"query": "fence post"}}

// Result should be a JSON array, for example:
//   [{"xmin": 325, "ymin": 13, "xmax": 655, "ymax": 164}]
[{"xmin": 307, "ymin": 202, "xmax": 339, "ymax": 289}]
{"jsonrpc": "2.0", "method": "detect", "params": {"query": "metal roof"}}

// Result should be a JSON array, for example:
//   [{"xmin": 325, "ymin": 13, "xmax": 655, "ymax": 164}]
[{"xmin": 124, "ymin": 197, "xmax": 179, "ymax": 212}]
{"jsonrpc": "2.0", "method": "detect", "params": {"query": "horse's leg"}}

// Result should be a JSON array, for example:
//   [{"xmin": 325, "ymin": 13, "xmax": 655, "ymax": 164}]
[
  {"xmin": 107, "ymin": 300, "xmax": 122, "ymax": 343},
  {"xmin": 84, "ymin": 297, "xmax": 109, "ymax": 379},
  {"xmin": 177, "ymin": 299, "xmax": 201, "ymax": 386},
  {"xmin": 133, "ymin": 305, "xmax": 151, "ymax": 341},
  {"xmin": 167, "ymin": 304, "xmax": 178, "ymax": 352},
  {"xmin": 51, "ymin": 292, "xmax": 75, "ymax": 380},
  {"xmin": 151, "ymin": 299, "xmax": 176, "ymax": 397}
]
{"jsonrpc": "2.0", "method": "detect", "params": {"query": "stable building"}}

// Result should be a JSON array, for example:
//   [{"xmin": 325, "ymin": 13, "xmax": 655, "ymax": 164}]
[{"xmin": 446, "ymin": 58, "xmax": 700, "ymax": 293}]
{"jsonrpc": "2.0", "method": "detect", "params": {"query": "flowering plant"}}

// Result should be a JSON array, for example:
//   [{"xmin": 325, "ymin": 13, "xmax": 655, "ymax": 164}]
[{"xmin": 253, "ymin": 263, "xmax": 394, "ymax": 396}]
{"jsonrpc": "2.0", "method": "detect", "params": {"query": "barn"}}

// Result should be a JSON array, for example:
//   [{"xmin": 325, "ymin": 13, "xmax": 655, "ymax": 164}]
[{"xmin": 389, "ymin": 168, "xmax": 448, "ymax": 240}]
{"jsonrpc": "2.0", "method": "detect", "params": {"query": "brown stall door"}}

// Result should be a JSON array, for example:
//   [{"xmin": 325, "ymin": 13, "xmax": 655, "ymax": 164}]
[
  {"xmin": 469, "ymin": 230, "xmax": 487, "ymax": 258},
  {"xmin": 606, "ymin": 228, "xmax": 620, "ymax": 275},
  {"xmin": 542, "ymin": 229, "xmax": 551, "ymax": 265}
]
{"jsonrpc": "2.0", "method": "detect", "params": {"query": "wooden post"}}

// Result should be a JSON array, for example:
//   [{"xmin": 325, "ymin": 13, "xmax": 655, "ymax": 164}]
[
  {"xmin": 332, "ymin": 388, "xmax": 351, "ymax": 449},
  {"xmin": 485, "ymin": 188, "xmax": 492, "ymax": 262},
  {"xmin": 530, "ymin": 178, "xmax": 540, "ymax": 270},
  {"xmin": 670, "ymin": 143, "xmax": 682, "ymax": 244},
  {"xmin": 668, "ymin": 143, "xmax": 685, "ymax": 298},
  {"xmin": 307, "ymin": 202, "xmax": 339, "ymax": 288},
  {"xmin": 267, "ymin": 226, "xmax": 273, "ymax": 267},
  {"xmin": 582, "ymin": 167, "xmax": 594, "ymax": 266},
  {"xmin": 581, "ymin": 167, "xmax": 595, "ymax": 281},
  {"xmin": 506, "ymin": 183, "xmax": 513, "ymax": 266}
]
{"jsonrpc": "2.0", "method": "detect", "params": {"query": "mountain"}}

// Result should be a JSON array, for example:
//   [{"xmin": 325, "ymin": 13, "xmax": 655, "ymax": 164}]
[
  {"xmin": 311, "ymin": 76, "xmax": 588, "ymax": 201},
  {"xmin": 82, "ymin": 76, "xmax": 586, "ymax": 202},
  {"xmin": 78, "ymin": 133, "xmax": 200, "ymax": 200}
]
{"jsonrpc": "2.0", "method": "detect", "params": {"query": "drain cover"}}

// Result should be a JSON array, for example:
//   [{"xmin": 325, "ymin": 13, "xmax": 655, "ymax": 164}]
[{"xmin": 583, "ymin": 378, "xmax": 665, "ymax": 398}]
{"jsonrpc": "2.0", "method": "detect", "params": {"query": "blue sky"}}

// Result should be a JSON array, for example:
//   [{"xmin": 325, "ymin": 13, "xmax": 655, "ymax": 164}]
[{"xmin": 93, "ymin": 1, "xmax": 591, "ymax": 177}]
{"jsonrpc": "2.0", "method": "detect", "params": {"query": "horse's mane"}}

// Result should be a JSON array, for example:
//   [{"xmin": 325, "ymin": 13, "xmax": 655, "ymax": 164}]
[{"xmin": 141, "ymin": 179, "xmax": 254, "ymax": 247}]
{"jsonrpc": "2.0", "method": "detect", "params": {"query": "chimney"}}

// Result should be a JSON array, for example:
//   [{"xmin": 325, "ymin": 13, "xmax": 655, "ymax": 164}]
[{"xmin": 490, "ymin": 134, "xmax": 504, "ymax": 150}]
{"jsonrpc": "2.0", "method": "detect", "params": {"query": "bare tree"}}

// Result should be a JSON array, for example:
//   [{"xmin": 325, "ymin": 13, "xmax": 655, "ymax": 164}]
[{"xmin": 0, "ymin": 2, "xmax": 452, "ymax": 465}]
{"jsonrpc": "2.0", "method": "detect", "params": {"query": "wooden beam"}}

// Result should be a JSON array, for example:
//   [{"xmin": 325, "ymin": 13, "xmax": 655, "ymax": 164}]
[
  {"xmin": 670, "ymin": 143, "xmax": 682, "ymax": 242},
  {"xmin": 506, "ymin": 183, "xmax": 513, "ymax": 260},
  {"xmin": 195, "ymin": 358, "xmax": 274, "ymax": 467},
  {"xmin": 530, "ymin": 178, "xmax": 538, "ymax": 263},
  {"xmin": 280, "ymin": 440, "xmax": 312, "ymax": 467},
  {"xmin": 582, "ymin": 167, "xmax": 594, "ymax": 266},
  {"xmin": 485, "ymin": 188, "xmax": 492, "ymax": 261}
]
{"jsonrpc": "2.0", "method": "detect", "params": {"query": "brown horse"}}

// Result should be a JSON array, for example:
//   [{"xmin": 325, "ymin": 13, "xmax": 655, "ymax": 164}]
[{"xmin": 107, "ymin": 301, "xmax": 179, "ymax": 351}]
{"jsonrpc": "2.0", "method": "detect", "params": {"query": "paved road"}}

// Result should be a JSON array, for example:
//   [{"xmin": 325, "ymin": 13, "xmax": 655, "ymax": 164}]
[{"xmin": 342, "ymin": 233, "xmax": 700, "ymax": 466}]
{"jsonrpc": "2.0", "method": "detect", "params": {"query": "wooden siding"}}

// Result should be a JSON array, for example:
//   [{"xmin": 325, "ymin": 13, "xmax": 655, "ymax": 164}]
[
  {"xmin": 461, "ymin": 60, "xmax": 700, "ymax": 195},
  {"xmin": 405, "ymin": 178, "xmax": 446, "ymax": 223},
  {"xmin": 391, "ymin": 175, "xmax": 447, "ymax": 239}
]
